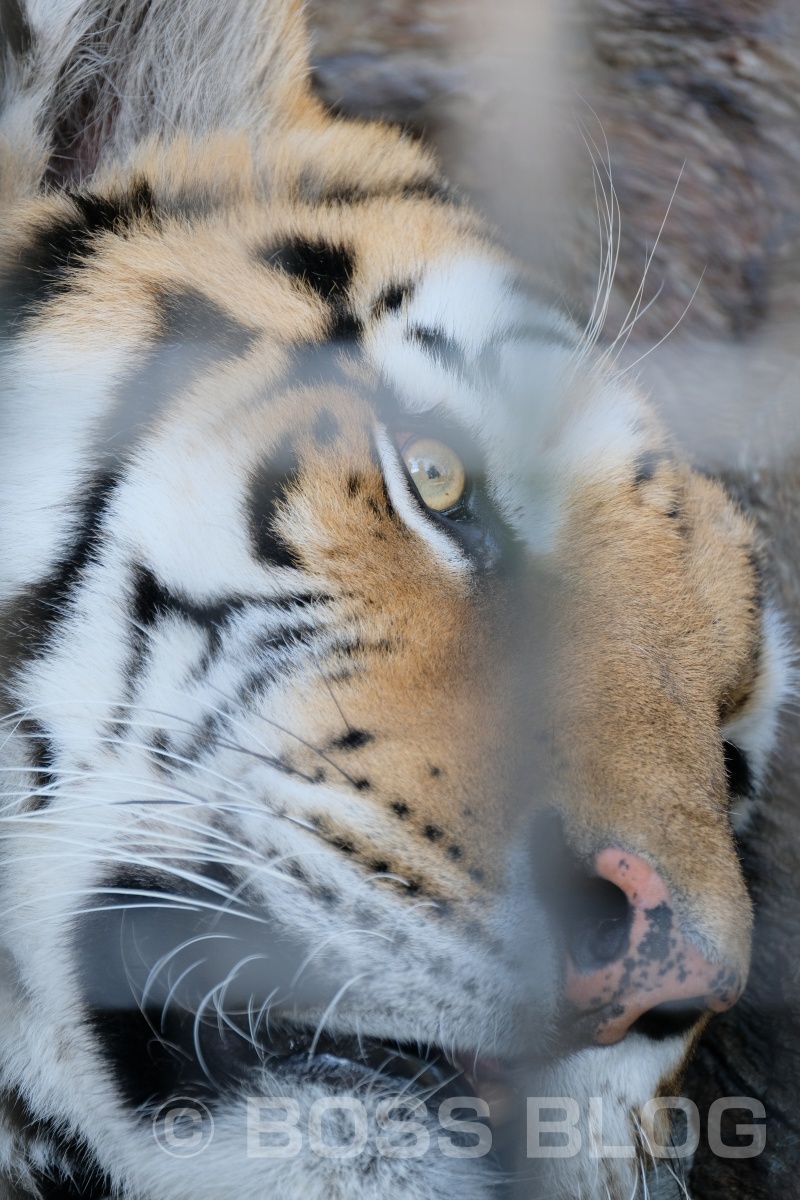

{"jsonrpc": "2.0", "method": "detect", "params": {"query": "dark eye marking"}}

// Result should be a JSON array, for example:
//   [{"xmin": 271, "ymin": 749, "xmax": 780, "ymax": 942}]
[{"xmin": 723, "ymin": 740, "xmax": 754, "ymax": 798}]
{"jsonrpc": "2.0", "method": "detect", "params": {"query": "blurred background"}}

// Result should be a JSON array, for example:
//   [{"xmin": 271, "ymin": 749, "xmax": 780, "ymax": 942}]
[{"xmin": 305, "ymin": 2, "xmax": 800, "ymax": 1196}]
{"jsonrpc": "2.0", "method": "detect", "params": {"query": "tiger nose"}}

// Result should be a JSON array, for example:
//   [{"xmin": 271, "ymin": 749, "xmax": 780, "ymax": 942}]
[{"xmin": 564, "ymin": 849, "xmax": 744, "ymax": 1045}]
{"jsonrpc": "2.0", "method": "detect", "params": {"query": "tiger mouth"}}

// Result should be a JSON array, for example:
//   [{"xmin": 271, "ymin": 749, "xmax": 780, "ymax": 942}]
[
  {"xmin": 79, "ymin": 895, "xmax": 515, "ymax": 1119},
  {"xmin": 263, "ymin": 1023, "xmax": 476, "ymax": 1100},
  {"xmin": 196, "ymin": 1011, "xmax": 514, "ymax": 1118}
]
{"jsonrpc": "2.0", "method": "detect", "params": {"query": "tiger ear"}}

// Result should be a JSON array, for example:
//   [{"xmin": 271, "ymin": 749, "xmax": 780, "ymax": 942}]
[{"xmin": 2, "ymin": 0, "xmax": 312, "ymax": 188}]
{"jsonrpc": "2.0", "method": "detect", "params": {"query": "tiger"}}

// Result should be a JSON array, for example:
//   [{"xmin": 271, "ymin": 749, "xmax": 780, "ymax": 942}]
[{"xmin": 0, "ymin": 1, "xmax": 791, "ymax": 1198}]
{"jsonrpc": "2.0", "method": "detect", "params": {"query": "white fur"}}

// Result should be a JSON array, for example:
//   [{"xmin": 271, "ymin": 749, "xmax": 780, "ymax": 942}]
[
  {"xmin": 529, "ymin": 1036, "xmax": 690, "ymax": 1200},
  {"xmin": 725, "ymin": 604, "xmax": 796, "ymax": 828},
  {"xmin": 366, "ymin": 258, "xmax": 650, "ymax": 553},
  {"xmin": 1, "ymin": 0, "xmax": 306, "ymax": 177},
  {"xmin": 0, "ymin": 332, "xmax": 141, "ymax": 598},
  {"xmin": 0, "ymin": 3, "xmax": 790, "ymax": 1200}
]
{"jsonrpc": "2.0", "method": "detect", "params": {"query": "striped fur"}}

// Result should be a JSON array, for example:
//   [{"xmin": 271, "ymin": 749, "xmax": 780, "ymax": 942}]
[{"xmin": 0, "ymin": 3, "xmax": 791, "ymax": 1199}]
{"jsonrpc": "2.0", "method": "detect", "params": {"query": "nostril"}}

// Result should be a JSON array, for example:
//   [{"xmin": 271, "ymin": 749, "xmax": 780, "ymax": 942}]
[
  {"xmin": 564, "ymin": 877, "xmax": 632, "ymax": 973},
  {"xmin": 530, "ymin": 813, "xmax": 635, "ymax": 973},
  {"xmin": 630, "ymin": 999, "xmax": 708, "ymax": 1041},
  {"xmin": 564, "ymin": 848, "xmax": 745, "ymax": 1045}
]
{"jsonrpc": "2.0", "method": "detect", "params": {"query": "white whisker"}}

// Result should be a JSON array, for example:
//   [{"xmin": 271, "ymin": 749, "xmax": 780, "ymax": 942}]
[{"xmin": 307, "ymin": 973, "xmax": 368, "ymax": 1058}]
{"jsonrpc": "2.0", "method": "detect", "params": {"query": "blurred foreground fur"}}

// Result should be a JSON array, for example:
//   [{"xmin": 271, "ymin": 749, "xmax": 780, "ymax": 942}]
[
  {"xmin": 446, "ymin": 2, "xmax": 800, "ymax": 1195},
  {"xmin": 308, "ymin": 0, "xmax": 800, "ymax": 1192}
]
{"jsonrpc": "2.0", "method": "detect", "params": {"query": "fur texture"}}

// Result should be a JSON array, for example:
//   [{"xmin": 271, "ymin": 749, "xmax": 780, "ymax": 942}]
[{"xmin": 0, "ymin": 3, "xmax": 791, "ymax": 1199}]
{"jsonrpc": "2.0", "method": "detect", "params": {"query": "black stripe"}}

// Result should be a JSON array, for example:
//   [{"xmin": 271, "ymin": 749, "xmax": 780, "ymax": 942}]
[
  {"xmin": 2, "ymin": 1089, "xmax": 110, "ymax": 1200},
  {"xmin": 723, "ymin": 741, "xmax": 754, "ymax": 799},
  {"xmin": 260, "ymin": 238, "xmax": 362, "ymax": 341},
  {"xmin": 0, "ymin": 0, "xmax": 33, "ymax": 58},
  {"xmin": 313, "ymin": 410, "xmax": 341, "ymax": 446},
  {"xmin": 19, "ymin": 718, "xmax": 56, "ymax": 810},
  {"xmin": 316, "ymin": 178, "xmax": 453, "ymax": 205},
  {"xmin": 286, "ymin": 340, "xmax": 363, "ymax": 390},
  {"xmin": 77, "ymin": 875, "xmax": 229, "ymax": 1108},
  {"xmin": 1, "ymin": 181, "xmax": 156, "ymax": 332},
  {"xmin": 233, "ymin": 614, "xmax": 323, "ymax": 705},
  {"xmin": 31, "ymin": 1157, "xmax": 110, "ymax": 1200},
  {"xmin": 373, "ymin": 282, "xmax": 414, "ymax": 317},
  {"xmin": 157, "ymin": 286, "xmax": 253, "ymax": 352},
  {"xmin": 503, "ymin": 320, "xmax": 578, "ymax": 352},
  {"xmin": 263, "ymin": 239, "xmax": 355, "ymax": 303},
  {"xmin": 331, "ymin": 309, "xmax": 363, "ymax": 339},
  {"xmin": 126, "ymin": 564, "xmax": 244, "ymax": 693},
  {"xmin": 400, "ymin": 179, "xmax": 454, "ymax": 202},
  {"xmin": 746, "ymin": 548, "xmax": 765, "ymax": 612},
  {"xmin": 133, "ymin": 565, "xmax": 244, "ymax": 634},
  {"xmin": 3, "ymin": 474, "xmax": 118, "ymax": 668},
  {"xmin": 330, "ymin": 728, "xmax": 374, "ymax": 751},
  {"xmin": 474, "ymin": 323, "xmax": 579, "ymax": 380},
  {"xmin": 410, "ymin": 326, "xmax": 467, "ymax": 377},
  {"xmin": 248, "ymin": 440, "xmax": 304, "ymax": 569},
  {"xmin": 74, "ymin": 182, "xmax": 158, "ymax": 228},
  {"xmin": 126, "ymin": 565, "xmax": 330, "ymax": 699}
]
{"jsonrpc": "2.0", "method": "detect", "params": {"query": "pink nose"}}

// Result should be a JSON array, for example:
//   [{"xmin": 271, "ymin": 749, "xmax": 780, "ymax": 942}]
[{"xmin": 565, "ymin": 849, "xmax": 743, "ymax": 1045}]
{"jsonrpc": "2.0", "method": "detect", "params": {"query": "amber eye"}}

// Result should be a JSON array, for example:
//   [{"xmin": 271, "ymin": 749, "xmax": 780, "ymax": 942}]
[{"xmin": 401, "ymin": 436, "xmax": 467, "ymax": 513}]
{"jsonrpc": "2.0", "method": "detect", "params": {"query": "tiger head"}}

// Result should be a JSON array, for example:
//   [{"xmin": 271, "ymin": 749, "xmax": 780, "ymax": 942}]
[{"xmin": 0, "ymin": 3, "xmax": 790, "ymax": 1199}]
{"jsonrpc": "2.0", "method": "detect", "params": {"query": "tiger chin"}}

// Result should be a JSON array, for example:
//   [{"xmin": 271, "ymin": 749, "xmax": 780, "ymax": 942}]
[{"xmin": 0, "ymin": 2, "xmax": 790, "ymax": 1199}]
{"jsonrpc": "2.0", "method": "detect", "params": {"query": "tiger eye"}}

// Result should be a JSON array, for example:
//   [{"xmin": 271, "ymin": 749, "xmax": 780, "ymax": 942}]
[{"xmin": 401, "ymin": 436, "xmax": 467, "ymax": 513}]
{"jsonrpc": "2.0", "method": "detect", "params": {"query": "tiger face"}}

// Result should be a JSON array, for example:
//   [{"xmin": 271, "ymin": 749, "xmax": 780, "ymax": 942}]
[{"xmin": 0, "ymin": 3, "xmax": 790, "ymax": 1199}]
